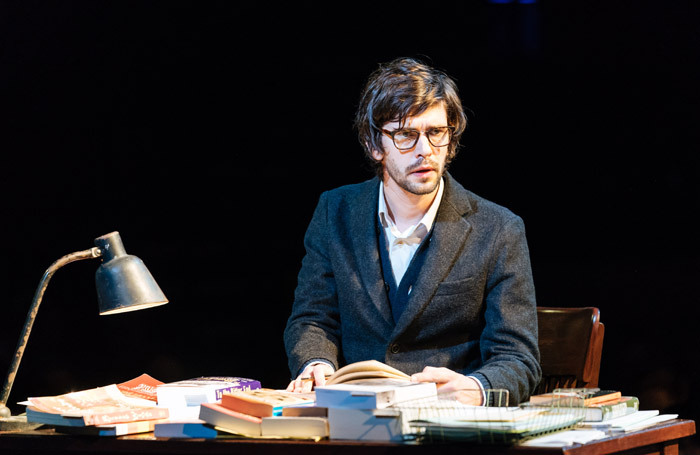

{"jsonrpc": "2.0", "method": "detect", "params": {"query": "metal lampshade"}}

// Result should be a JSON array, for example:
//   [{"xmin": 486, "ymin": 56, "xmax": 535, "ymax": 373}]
[{"xmin": 94, "ymin": 232, "xmax": 168, "ymax": 315}]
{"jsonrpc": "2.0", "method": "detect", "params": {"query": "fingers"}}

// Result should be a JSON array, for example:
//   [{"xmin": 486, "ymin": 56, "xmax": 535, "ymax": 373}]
[
  {"xmin": 287, "ymin": 362, "xmax": 334, "ymax": 393},
  {"xmin": 286, "ymin": 376, "xmax": 314, "ymax": 393},
  {"xmin": 410, "ymin": 366, "xmax": 455, "ymax": 384},
  {"xmin": 410, "ymin": 367, "xmax": 483, "ymax": 405},
  {"xmin": 311, "ymin": 363, "xmax": 333, "ymax": 387}
]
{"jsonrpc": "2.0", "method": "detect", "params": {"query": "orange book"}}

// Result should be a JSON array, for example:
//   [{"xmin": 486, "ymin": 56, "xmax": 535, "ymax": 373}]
[
  {"xmin": 529, "ymin": 389, "xmax": 622, "ymax": 406},
  {"xmin": 220, "ymin": 388, "xmax": 314, "ymax": 417},
  {"xmin": 584, "ymin": 391, "xmax": 622, "ymax": 406}
]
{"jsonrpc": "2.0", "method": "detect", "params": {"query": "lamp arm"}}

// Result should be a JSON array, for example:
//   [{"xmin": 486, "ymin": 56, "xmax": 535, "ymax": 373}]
[{"xmin": 0, "ymin": 247, "xmax": 102, "ymax": 410}]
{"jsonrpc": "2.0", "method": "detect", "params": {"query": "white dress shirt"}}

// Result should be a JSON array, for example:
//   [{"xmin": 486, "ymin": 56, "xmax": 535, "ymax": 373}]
[{"xmin": 377, "ymin": 178, "xmax": 444, "ymax": 286}]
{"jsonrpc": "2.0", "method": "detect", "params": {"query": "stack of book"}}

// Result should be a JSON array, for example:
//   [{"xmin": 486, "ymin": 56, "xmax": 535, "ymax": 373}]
[
  {"xmin": 313, "ymin": 360, "xmax": 439, "ymax": 442},
  {"xmin": 195, "ymin": 388, "xmax": 326, "ymax": 439},
  {"xmin": 521, "ymin": 389, "xmax": 640, "ymax": 423},
  {"xmin": 24, "ymin": 374, "xmax": 171, "ymax": 436},
  {"xmin": 520, "ymin": 388, "xmax": 679, "ymax": 434},
  {"xmin": 155, "ymin": 375, "xmax": 261, "ymax": 420},
  {"xmin": 153, "ymin": 375, "xmax": 264, "ymax": 438}
]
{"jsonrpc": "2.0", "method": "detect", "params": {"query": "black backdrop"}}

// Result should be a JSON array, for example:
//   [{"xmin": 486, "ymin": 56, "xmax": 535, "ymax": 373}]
[{"xmin": 1, "ymin": 0, "xmax": 699, "ymax": 432}]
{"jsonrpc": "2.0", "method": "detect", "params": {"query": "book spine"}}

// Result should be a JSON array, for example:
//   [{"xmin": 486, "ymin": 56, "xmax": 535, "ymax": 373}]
[{"xmin": 85, "ymin": 407, "xmax": 170, "ymax": 426}]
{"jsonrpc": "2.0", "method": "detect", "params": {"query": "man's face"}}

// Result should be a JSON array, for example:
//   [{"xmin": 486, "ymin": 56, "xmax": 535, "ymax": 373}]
[{"xmin": 372, "ymin": 103, "xmax": 449, "ymax": 197}]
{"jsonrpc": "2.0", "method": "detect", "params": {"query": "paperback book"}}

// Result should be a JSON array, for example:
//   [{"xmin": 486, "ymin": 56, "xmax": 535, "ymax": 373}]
[{"xmin": 220, "ymin": 388, "xmax": 315, "ymax": 417}]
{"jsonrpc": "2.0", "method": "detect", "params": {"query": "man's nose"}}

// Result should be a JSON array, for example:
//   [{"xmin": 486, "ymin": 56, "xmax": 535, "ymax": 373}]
[{"xmin": 413, "ymin": 133, "xmax": 435, "ymax": 157}]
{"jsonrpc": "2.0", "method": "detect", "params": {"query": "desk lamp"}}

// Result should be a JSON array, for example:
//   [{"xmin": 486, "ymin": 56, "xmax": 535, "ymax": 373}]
[{"xmin": 0, "ymin": 231, "xmax": 168, "ymax": 430}]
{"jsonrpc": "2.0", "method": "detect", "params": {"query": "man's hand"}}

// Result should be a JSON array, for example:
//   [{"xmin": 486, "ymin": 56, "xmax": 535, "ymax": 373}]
[
  {"xmin": 286, "ymin": 362, "xmax": 335, "ymax": 393},
  {"xmin": 410, "ymin": 366, "xmax": 483, "ymax": 405}
]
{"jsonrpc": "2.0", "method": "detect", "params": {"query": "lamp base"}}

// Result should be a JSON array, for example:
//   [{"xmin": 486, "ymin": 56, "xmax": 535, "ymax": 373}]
[{"xmin": 0, "ymin": 414, "xmax": 43, "ymax": 432}]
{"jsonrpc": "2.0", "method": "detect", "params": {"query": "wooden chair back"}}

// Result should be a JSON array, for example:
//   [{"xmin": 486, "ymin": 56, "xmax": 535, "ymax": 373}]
[{"xmin": 534, "ymin": 307, "xmax": 605, "ymax": 395}]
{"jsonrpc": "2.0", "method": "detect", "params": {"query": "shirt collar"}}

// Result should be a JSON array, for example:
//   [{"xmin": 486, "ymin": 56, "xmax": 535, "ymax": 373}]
[{"xmin": 378, "ymin": 177, "xmax": 444, "ymax": 240}]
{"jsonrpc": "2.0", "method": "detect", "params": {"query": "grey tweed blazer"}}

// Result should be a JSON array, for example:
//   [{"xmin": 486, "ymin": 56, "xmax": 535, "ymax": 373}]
[{"xmin": 284, "ymin": 173, "xmax": 541, "ymax": 404}]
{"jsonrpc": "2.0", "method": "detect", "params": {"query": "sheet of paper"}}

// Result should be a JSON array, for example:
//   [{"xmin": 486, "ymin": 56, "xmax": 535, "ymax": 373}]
[
  {"xmin": 618, "ymin": 414, "xmax": 678, "ymax": 432},
  {"xmin": 520, "ymin": 429, "xmax": 608, "ymax": 447}
]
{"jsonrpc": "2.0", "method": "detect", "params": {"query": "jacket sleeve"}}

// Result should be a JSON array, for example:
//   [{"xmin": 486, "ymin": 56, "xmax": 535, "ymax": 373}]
[
  {"xmin": 470, "ymin": 215, "xmax": 541, "ymax": 405},
  {"xmin": 283, "ymin": 192, "xmax": 342, "ymax": 378}
]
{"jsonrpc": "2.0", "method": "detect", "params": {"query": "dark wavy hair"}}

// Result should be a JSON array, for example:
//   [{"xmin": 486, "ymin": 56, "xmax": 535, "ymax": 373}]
[{"xmin": 354, "ymin": 57, "xmax": 468, "ymax": 177}]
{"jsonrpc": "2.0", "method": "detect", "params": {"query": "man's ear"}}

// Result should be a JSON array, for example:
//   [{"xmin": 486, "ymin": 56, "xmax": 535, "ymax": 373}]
[{"xmin": 371, "ymin": 148, "xmax": 384, "ymax": 162}]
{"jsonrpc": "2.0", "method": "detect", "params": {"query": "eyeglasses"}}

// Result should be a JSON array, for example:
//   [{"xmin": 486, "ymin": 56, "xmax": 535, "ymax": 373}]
[{"xmin": 382, "ymin": 126, "xmax": 455, "ymax": 150}]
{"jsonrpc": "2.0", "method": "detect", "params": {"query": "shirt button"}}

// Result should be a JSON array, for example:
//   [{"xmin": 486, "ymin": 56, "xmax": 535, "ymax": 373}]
[{"xmin": 390, "ymin": 344, "xmax": 400, "ymax": 354}]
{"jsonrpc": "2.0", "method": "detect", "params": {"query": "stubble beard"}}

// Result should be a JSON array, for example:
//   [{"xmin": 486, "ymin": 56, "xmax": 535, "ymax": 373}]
[{"xmin": 385, "ymin": 157, "xmax": 444, "ymax": 196}]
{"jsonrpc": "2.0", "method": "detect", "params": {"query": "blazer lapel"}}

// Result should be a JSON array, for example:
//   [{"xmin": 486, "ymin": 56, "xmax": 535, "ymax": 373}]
[
  {"xmin": 392, "ymin": 174, "xmax": 473, "ymax": 337},
  {"xmin": 349, "ymin": 178, "xmax": 395, "ymax": 327}
]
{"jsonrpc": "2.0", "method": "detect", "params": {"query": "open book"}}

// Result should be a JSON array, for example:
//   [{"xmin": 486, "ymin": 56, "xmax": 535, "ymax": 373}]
[
  {"xmin": 325, "ymin": 360, "xmax": 412, "ymax": 385},
  {"xmin": 315, "ymin": 361, "xmax": 437, "ymax": 410}
]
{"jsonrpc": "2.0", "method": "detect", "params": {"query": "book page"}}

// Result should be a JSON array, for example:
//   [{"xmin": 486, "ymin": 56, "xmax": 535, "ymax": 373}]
[{"xmin": 327, "ymin": 360, "xmax": 410, "ymax": 385}]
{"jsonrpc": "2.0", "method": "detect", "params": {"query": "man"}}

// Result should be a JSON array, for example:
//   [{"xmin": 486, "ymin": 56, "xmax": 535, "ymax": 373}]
[{"xmin": 284, "ymin": 57, "xmax": 540, "ymax": 405}]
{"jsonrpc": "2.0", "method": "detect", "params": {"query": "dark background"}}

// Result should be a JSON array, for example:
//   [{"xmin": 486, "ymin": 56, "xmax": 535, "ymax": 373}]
[{"xmin": 1, "ymin": 0, "xmax": 698, "ymax": 439}]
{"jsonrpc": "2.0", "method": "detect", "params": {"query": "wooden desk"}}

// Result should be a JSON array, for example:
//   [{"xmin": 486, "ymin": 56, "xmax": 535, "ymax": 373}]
[{"xmin": 0, "ymin": 419, "xmax": 694, "ymax": 455}]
